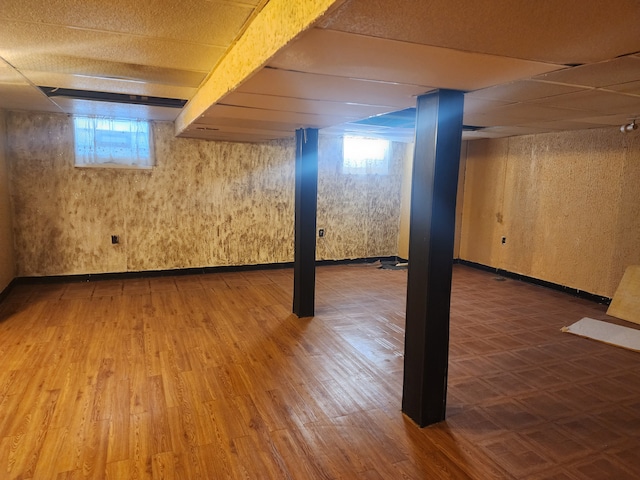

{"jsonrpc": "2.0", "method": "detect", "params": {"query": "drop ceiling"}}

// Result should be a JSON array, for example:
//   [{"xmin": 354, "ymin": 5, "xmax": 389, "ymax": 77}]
[{"xmin": 1, "ymin": 0, "xmax": 639, "ymax": 142}]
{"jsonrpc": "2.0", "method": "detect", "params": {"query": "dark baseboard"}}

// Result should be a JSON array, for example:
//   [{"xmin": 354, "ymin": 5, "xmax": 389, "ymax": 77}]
[
  {"xmin": 4, "ymin": 257, "xmax": 610, "ymax": 306},
  {"xmin": 454, "ymin": 259, "xmax": 611, "ymax": 305},
  {"xmin": 316, "ymin": 256, "xmax": 399, "ymax": 267},
  {"xmin": 11, "ymin": 256, "xmax": 399, "ymax": 286}
]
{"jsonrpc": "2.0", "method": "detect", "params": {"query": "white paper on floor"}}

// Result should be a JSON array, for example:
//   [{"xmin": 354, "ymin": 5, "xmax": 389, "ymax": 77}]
[{"xmin": 562, "ymin": 317, "xmax": 640, "ymax": 353}]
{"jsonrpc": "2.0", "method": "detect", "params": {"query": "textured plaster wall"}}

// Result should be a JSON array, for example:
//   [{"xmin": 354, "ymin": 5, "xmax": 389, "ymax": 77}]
[
  {"xmin": 7, "ymin": 111, "xmax": 403, "ymax": 277},
  {"xmin": 8, "ymin": 112, "xmax": 295, "ymax": 276},
  {"xmin": 0, "ymin": 111, "xmax": 16, "ymax": 291},
  {"xmin": 397, "ymin": 142, "xmax": 414, "ymax": 260},
  {"xmin": 316, "ymin": 135, "xmax": 405, "ymax": 260},
  {"xmin": 453, "ymin": 141, "xmax": 467, "ymax": 259},
  {"xmin": 460, "ymin": 128, "xmax": 640, "ymax": 298}
]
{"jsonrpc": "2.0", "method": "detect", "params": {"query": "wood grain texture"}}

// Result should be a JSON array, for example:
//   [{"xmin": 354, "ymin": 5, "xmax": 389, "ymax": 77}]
[
  {"xmin": 7, "ymin": 111, "xmax": 407, "ymax": 277},
  {"xmin": 0, "ymin": 264, "xmax": 638, "ymax": 479},
  {"xmin": 460, "ymin": 128, "xmax": 640, "ymax": 299}
]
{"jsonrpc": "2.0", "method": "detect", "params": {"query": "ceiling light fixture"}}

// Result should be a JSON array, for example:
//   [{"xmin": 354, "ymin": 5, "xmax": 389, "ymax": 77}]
[{"xmin": 620, "ymin": 120, "xmax": 637, "ymax": 133}]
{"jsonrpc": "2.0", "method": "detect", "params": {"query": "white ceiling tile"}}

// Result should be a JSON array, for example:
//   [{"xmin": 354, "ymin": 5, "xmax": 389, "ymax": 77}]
[
  {"xmin": 185, "ymin": 123, "xmax": 293, "ymax": 138},
  {"xmin": 220, "ymin": 91, "xmax": 396, "ymax": 119},
  {"xmin": 467, "ymin": 80, "xmax": 589, "ymax": 103},
  {"xmin": 462, "ymin": 130, "xmax": 511, "ymax": 140},
  {"xmin": 0, "ymin": 83, "xmax": 61, "ymax": 112},
  {"xmin": 479, "ymin": 126, "xmax": 553, "ymax": 137},
  {"xmin": 465, "ymin": 103, "xmax": 588, "ymax": 127},
  {"xmin": 534, "ymin": 56, "xmax": 640, "ymax": 88},
  {"xmin": 11, "ymin": 54, "xmax": 206, "ymax": 89},
  {"xmin": 0, "ymin": 21, "xmax": 219, "ymax": 73},
  {"xmin": 603, "ymin": 80, "xmax": 640, "ymax": 96},
  {"xmin": 21, "ymin": 71, "xmax": 197, "ymax": 100},
  {"xmin": 573, "ymin": 114, "xmax": 638, "ymax": 126},
  {"xmin": 530, "ymin": 90, "xmax": 640, "ymax": 115},
  {"xmin": 237, "ymin": 68, "xmax": 430, "ymax": 108},
  {"xmin": 200, "ymin": 104, "xmax": 360, "ymax": 129},
  {"xmin": 0, "ymin": 0, "xmax": 255, "ymax": 46},
  {"xmin": 463, "ymin": 97, "xmax": 514, "ymax": 116},
  {"xmin": 318, "ymin": 0, "xmax": 640, "ymax": 64},
  {"xmin": 268, "ymin": 29, "xmax": 563, "ymax": 92},
  {"xmin": 0, "ymin": 58, "xmax": 28, "ymax": 84},
  {"xmin": 2, "ymin": 0, "xmax": 640, "ymax": 141},
  {"xmin": 517, "ymin": 120, "xmax": 612, "ymax": 131},
  {"xmin": 191, "ymin": 115, "xmax": 308, "ymax": 133}
]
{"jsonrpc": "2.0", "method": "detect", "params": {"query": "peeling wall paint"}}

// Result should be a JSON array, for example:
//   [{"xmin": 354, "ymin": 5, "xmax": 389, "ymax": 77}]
[
  {"xmin": 0, "ymin": 111, "xmax": 15, "ymax": 290},
  {"xmin": 460, "ymin": 128, "xmax": 640, "ymax": 298},
  {"xmin": 7, "ymin": 111, "xmax": 404, "ymax": 277}
]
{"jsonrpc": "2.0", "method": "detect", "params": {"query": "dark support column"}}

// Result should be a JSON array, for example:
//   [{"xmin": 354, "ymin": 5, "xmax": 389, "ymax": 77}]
[
  {"xmin": 293, "ymin": 128, "xmax": 319, "ymax": 318},
  {"xmin": 402, "ymin": 90, "xmax": 464, "ymax": 427}
]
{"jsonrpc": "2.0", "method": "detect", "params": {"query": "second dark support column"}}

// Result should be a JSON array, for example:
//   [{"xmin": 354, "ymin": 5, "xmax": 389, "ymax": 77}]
[
  {"xmin": 293, "ymin": 128, "xmax": 319, "ymax": 318},
  {"xmin": 402, "ymin": 90, "xmax": 464, "ymax": 427}
]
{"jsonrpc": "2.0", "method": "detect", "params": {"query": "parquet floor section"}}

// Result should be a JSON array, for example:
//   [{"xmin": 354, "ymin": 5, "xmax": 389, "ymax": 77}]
[{"xmin": 0, "ymin": 264, "xmax": 638, "ymax": 479}]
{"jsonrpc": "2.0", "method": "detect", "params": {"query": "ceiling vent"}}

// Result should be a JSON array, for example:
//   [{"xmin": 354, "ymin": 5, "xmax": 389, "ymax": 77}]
[{"xmin": 38, "ymin": 86, "xmax": 187, "ymax": 108}]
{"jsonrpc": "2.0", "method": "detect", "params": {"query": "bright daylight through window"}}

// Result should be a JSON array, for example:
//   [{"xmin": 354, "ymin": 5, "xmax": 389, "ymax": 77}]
[
  {"xmin": 73, "ymin": 116, "xmax": 153, "ymax": 168},
  {"xmin": 342, "ymin": 136, "xmax": 390, "ymax": 175}
]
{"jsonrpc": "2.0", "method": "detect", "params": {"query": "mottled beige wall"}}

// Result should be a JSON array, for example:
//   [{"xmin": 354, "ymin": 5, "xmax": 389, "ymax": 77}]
[
  {"xmin": 453, "ymin": 141, "xmax": 468, "ymax": 259},
  {"xmin": 460, "ymin": 128, "xmax": 640, "ymax": 298},
  {"xmin": 397, "ymin": 142, "xmax": 414, "ymax": 260},
  {"xmin": 8, "ymin": 112, "xmax": 404, "ymax": 276},
  {"xmin": 316, "ymin": 135, "xmax": 404, "ymax": 260},
  {"xmin": 397, "ymin": 141, "xmax": 468, "ymax": 260},
  {"xmin": 8, "ymin": 112, "xmax": 295, "ymax": 276},
  {"xmin": 0, "ymin": 111, "xmax": 16, "ymax": 290}
]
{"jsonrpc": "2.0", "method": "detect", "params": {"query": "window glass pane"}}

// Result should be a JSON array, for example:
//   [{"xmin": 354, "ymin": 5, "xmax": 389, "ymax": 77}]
[
  {"xmin": 73, "ymin": 116, "xmax": 153, "ymax": 168},
  {"xmin": 343, "ymin": 136, "xmax": 389, "ymax": 175}
]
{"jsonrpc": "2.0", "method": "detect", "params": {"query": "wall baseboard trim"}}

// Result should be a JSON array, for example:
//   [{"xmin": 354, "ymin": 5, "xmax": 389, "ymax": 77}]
[
  {"xmin": 3, "ymin": 258, "xmax": 609, "ymax": 306},
  {"xmin": 10, "ymin": 256, "xmax": 400, "ymax": 287},
  {"xmin": 454, "ymin": 259, "xmax": 611, "ymax": 305}
]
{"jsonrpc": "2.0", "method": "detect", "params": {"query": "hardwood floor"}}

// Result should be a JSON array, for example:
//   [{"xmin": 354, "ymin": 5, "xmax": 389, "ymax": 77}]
[{"xmin": 0, "ymin": 264, "xmax": 638, "ymax": 479}]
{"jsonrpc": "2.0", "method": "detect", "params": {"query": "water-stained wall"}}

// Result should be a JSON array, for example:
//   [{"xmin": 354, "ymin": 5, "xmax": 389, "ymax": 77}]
[
  {"xmin": 460, "ymin": 128, "xmax": 640, "ymax": 298},
  {"xmin": 7, "ymin": 111, "xmax": 405, "ymax": 277},
  {"xmin": 0, "ymin": 111, "xmax": 15, "ymax": 291}
]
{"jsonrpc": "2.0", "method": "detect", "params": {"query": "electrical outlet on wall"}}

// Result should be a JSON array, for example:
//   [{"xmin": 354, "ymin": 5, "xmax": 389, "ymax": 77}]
[
  {"xmin": 111, "ymin": 235, "xmax": 120, "ymax": 244},
  {"xmin": 318, "ymin": 229, "xmax": 325, "ymax": 238}
]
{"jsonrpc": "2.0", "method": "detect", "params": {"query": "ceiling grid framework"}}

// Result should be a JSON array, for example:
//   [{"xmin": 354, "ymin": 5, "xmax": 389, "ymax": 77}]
[
  {"xmin": 0, "ymin": 0, "xmax": 267, "ymax": 119},
  {"xmin": 0, "ymin": 0, "xmax": 639, "ymax": 142}
]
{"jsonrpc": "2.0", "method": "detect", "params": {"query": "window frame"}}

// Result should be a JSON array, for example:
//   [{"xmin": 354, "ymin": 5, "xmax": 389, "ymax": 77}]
[
  {"xmin": 342, "ymin": 135, "xmax": 391, "ymax": 175},
  {"xmin": 72, "ymin": 115, "xmax": 155, "ymax": 169}
]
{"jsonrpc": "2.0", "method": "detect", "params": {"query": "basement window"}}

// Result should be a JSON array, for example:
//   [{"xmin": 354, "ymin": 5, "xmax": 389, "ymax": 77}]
[
  {"xmin": 73, "ymin": 116, "xmax": 153, "ymax": 168},
  {"xmin": 342, "ymin": 136, "xmax": 390, "ymax": 175}
]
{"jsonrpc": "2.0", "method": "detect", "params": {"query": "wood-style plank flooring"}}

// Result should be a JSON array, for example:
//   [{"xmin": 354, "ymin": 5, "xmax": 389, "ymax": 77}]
[{"xmin": 0, "ymin": 264, "xmax": 638, "ymax": 479}]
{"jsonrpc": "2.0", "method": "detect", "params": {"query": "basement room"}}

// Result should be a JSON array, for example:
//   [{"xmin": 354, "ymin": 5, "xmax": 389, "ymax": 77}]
[{"xmin": 0, "ymin": 1, "xmax": 639, "ymax": 478}]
